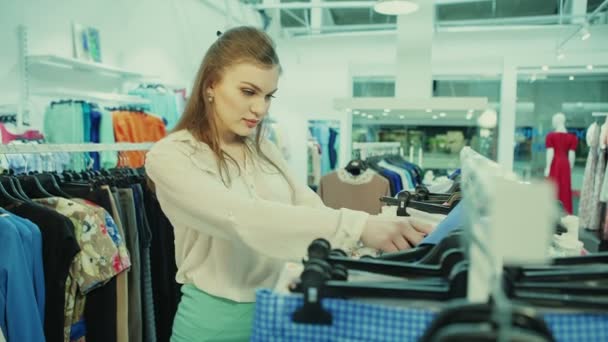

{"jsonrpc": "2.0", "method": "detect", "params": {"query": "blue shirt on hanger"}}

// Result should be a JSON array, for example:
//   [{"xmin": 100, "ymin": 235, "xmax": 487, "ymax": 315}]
[
  {"xmin": 419, "ymin": 202, "xmax": 465, "ymax": 245},
  {"xmin": 0, "ymin": 217, "xmax": 45, "ymax": 342},
  {"xmin": 2, "ymin": 210, "xmax": 45, "ymax": 324}
]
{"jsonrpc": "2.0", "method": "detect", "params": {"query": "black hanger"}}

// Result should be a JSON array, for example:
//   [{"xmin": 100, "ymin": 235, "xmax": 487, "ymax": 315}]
[
  {"xmin": 380, "ymin": 191, "xmax": 453, "ymax": 216},
  {"xmin": 33, "ymin": 173, "xmax": 72, "ymax": 198},
  {"xmin": 374, "ymin": 231, "xmax": 463, "ymax": 263},
  {"xmin": 307, "ymin": 238, "xmax": 465, "ymax": 279},
  {"xmin": 18, "ymin": 174, "xmax": 54, "ymax": 199},
  {"xmin": 419, "ymin": 302, "xmax": 555, "ymax": 342},
  {"xmin": 0, "ymin": 179, "xmax": 24, "ymax": 207},
  {"xmin": 291, "ymin": 257, "xmax": 469, "ymax": 325},
  {"xmin": 0, "ymin": 176, "xmax": 30, "ymax": 202},
  {"xmin": 10, "ymin": 175, "xmax": 31, "ymax": 200}
]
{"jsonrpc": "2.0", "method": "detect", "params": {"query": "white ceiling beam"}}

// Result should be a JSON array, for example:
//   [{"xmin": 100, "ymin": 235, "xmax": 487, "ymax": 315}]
[
  {"xmin": 251, "ymin": 0, "xmax": 492, "ymax": 10},
  {"xmin": 310, "ymin": 0, "xmax": 322, "ymax": 34}
]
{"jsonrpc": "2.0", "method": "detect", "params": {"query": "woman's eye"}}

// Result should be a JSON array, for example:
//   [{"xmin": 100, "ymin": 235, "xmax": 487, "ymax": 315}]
[
  {"xmin": 265, "ymin": 94, "xmax": 276, "ymax": 100},
  {"xmin": 242, "ymin": 89, "xmax": 255, "ymax": 96}
]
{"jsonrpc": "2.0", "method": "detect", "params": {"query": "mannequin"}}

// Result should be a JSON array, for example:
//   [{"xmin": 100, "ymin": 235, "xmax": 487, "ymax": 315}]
[{"xmin": 545, "ymin": 113, "xmax": 578, "ymax": 214}]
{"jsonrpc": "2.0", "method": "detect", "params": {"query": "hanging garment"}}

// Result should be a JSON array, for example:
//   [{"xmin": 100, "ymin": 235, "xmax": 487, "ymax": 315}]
[
  {"xmin": 132, "ymin": 184, "xmax": 157, "ymax": 342},
  {"xmin": 112, "ymin": 111, "xmax": 166, "ymax": 167},
  {"xmin": 328, "ymin": 128, "xmax": 339, "ymax": 169},
  {"xmin": 590, "ymin": 123, "xmax": 608, "ymax": 231},
  {"xmin": 310, "ymin": 124, "xmax": 332, "ymax": 176},
  {"xmin": 44, "ymin": 101, "xmax": 87, "ymax": 171},
  {"xmin": 318, "ymin": 169, "xmax": 390, "ymax": 215},
  {"xmin": 0, "ymin": 216, "xmax": 46, "ymax": 342},
  {"xmin": 546, "ymin": 132, "xmax": 578, "ymax": 214},
  {"xmin": 378, "ymin": 160, "xmax": 414, "ymax": 190},
  {"xmin": 117, "ymin": 188, "xmax": 144, "ymax": 342},
  {"xmin": 144, "ymin": 187, "xmax": 181, "ymax": 342},
  {"xmin": 9, "ymin": 203, "xmax": 80, "ymax": 342},
  {"xmin": 0, "ymin": 123, "xmax": 44, "ymax": 143},
  {"xmin": 579, "ymin": 123, "xmax": 600, "ymax": 229},
  {"xmin": 129, "ymin": 86, "xmax": 181, "ymax": 130}
]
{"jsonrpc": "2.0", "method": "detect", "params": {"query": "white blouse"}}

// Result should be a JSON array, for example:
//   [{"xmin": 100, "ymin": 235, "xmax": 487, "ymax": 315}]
[{"xmin": 145, "ymin": 130, "xmax": 369, "ymax": 302}]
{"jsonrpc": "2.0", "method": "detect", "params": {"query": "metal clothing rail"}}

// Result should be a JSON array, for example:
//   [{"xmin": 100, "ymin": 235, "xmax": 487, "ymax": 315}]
[{"xmin": 0, "ymin": 143, "xmax": 154, "ymax": 154}]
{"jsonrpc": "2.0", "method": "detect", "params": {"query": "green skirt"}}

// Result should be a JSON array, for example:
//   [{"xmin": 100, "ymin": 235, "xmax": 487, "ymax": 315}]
[{"xmin": 171, "ymin": 285, "xmax": 255, "ymax": 342}]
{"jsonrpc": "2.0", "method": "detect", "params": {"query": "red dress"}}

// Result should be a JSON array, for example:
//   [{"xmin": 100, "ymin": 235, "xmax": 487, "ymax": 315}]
[{"xmin": 546, "ymin": 132, "xmax": 578, "ymax": 214}]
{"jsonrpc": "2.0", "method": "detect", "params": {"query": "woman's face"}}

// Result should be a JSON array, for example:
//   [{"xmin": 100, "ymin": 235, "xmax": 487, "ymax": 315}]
[{"xmin": 208, "ymin": 62, "xmax": 279, "ymax": 143}]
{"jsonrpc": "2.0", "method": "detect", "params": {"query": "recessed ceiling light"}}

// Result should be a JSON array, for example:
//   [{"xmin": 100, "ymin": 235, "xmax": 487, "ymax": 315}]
[
  {"xmin": 468, "ymin": 109, "xmax": 474, "ymax": 114},
  {"xmin": 569, "ymin": 76, "xmax": 575, "ymax": 81},
  {"xmin": 399, "ymin": 115, "xmax": 405, "ymax": 119},
  {"xmin": 383, "ymin": 113, "xmax": 388, "ymax": 116},
  {"xmin": 368, "ymin": 115, "xmax": 374, "ymax": 119},
  {"xmin": 587, "ymin": 64, "xmax": 594, "ymax": 70},
  {"xmin": 353, "ymin": 112, "xmax": 359, "ymax": 116},
  {"xmin": 374, "ymin": 0, "xmax": 419, "ymax": 16},
  {"xmin": 354, "ymin": 110, "xmax": 360, "ymax": 114},
  {"xmin": 439, "ymin": 112, "xmax": 447, "ymax": 117},
  {"xmin": 542, "ymin": 65, "xmax": 549, "ymax": 72},
  {"xmin": 432, "ymin": 115, "xmax": 438, "ymax": 120},
  {"xmin": 425, "ymin": 109, "xmax": 432, "ymax": 113},
  {"xmin": 580, "ymin": 23, "xmax": 591, "ymax": 41},
  {"xmin": 466, "ymin": 113, "xmax": 473, "ymax": 120},
  {"xmin": 384, "ymin": 109, "xmax": 391, "ymax": 113}
]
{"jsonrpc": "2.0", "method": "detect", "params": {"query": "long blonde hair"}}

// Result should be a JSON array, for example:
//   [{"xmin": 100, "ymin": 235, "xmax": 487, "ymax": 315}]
[{"xmin": 173, "ymin": 26, "xmax": 285, "ymax": 186}]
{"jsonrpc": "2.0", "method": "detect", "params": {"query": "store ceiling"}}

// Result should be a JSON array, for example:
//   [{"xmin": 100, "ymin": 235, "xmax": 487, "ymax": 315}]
[{"xmin": 242, "ymin": 0, "xmax": 608, "ymax": 34}]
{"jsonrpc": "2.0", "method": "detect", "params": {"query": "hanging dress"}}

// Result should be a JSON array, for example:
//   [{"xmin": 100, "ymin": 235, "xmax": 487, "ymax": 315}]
[
  {"xmin": 546, "ymin": 131, "xmax": 578, "ymax": 214},
  {"xmin": 578, "ymin": 123, "xmax": 600, "ymax": 229},
  {"xmin": 590, "ymin": 121, "xmax": 608, "ymax": 230}
]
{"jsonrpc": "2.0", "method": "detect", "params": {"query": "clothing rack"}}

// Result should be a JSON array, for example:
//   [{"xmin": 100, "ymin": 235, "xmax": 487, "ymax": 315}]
[{"xmin": 0, "ymin": 143, "xmax": 153, "ymax": 154}]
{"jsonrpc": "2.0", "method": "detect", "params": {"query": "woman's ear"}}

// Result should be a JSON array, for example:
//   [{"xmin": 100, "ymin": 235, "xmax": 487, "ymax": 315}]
[{"xmin": 206, "ymin": 86, "xmax": 215, "ymax": 103}]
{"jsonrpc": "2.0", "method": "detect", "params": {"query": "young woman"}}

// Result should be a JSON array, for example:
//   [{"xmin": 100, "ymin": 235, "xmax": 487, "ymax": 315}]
[{"xmin": 145, "ymin": 26, "xmax": 433, "ymax": 341}]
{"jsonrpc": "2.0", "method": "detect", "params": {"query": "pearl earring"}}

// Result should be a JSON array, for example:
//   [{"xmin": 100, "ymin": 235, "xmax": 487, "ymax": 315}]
[{"xmin": 208, "ymin": 96, "xmax": 213, "ymax": 103}]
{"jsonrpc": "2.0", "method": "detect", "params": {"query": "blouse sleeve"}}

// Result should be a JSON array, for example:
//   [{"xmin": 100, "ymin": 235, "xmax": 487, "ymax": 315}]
[
  {"xmin": 545, "ymin": 133, "xmax": 554, "ymax": 149},
  {"xmin": 145, "ymin": 139, "xmax": 368, "ymax": 261}
]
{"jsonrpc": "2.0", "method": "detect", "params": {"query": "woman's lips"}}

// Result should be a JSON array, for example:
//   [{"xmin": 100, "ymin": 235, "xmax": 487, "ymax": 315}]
[{"xmin": 243, "ymin": 119, "xmax": 260, "ymax": 128}]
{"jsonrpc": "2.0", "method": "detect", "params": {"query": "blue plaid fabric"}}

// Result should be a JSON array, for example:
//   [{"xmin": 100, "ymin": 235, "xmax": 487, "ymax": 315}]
[{"xmin": 252, "ymin": 289, "xmax": 608, "ymax": 342}]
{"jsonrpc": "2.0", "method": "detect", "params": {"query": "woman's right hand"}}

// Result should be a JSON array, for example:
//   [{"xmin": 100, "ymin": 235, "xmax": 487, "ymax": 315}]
[{"xmin": 360, "ymin": 215, "xmax": 434, "ymax": 253}]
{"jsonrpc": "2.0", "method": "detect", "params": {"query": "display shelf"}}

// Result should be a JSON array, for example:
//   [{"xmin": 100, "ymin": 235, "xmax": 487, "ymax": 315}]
[{"xmin": 27, "ymin": 54, "xmax": 156, "ymax": 79}]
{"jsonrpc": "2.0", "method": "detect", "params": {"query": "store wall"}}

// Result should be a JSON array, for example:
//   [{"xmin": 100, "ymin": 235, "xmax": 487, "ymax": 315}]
[
  {"xmin": 0, "ymin": 0, "xmax": 260, "ymax": 127},
  {"xmin": 274, "ymin": 26, "xmax": 608, "ymax": 181}
]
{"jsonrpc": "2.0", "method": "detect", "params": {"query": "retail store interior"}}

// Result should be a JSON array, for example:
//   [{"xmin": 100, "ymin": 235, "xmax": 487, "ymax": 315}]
[{"xmin": 1, "ymin": 0, "xmax": 608, "ymax": 341}]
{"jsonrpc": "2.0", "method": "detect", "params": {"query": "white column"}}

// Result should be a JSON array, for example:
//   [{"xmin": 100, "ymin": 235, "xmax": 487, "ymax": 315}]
[
  {"xmin": 497, "ymin": 60, "xmax": 517, "ymax": 170},
  {"xmin": 341, "ymin": 112, "xmax": 353, "ymax": 167},
  {"xmin": 395, "ymin": 0, "xmax": 434, "ymax": 99},
  {"xmin": 264, "ymin": 0, "xmax": 282, "ymax": 38}
]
